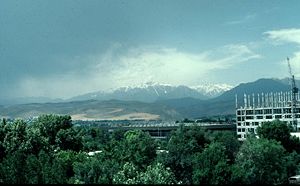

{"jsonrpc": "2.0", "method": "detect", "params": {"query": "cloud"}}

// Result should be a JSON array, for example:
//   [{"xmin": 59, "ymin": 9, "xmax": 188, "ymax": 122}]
[
  {"xmin": 93, "ymin": 44, "xmax": 260, "ymax": 89},
  {"xmin": 224, "ymin": 13, "xmax": 257, "ymax": 25},
  {"xmin": 264, "ymin": 28, "xmax": 300, "ymax": 45},
  {"xmin": 264, "ymin": 28, "xmax": 300, "ymax": 77},
  {"xmin": 208, "ymin": 44, "xmax": 261, "ymax": 68},
  {"xmin": 17, "ymin": 44, "xmax": 260, "ymax": 99}
]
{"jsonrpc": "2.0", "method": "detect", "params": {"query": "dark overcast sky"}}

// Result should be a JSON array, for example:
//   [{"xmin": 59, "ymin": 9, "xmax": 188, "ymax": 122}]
[{"xmin": 1, "ymin": 0, "xmax": 300, "ymax": 99}]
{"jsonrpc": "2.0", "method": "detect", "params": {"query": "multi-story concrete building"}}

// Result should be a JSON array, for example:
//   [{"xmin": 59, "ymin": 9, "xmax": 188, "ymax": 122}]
[{"xmin": 236, "ymin": 91, "xmax": 300, "ymax": 140}]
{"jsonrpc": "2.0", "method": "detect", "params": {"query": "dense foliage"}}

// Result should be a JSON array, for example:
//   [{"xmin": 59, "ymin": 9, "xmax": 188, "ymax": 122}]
[{"xmin": 0, "ymin": 115, "xmax": 300, "ymax": 184}]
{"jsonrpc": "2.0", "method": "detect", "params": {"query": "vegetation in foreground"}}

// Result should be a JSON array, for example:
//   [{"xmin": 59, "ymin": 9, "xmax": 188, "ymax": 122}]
[{"xmin": 0, "ymin": 115, "xmax": 300, "ymax": 184}]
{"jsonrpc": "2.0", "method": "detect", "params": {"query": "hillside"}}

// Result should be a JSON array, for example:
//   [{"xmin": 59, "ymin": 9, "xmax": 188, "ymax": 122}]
[
  {"xmin": 0, "ymin": 99, "xmax": 183, "ymax": 121},
  {"xmin": 155, "ymin": 78, "xmax": 297, "ymax": 118},
  {"xmin": 69, "ymin": 83, "xmax": 209, "ymax": 102},
  {"xmin": 0, "ymin": 78, "xmax": 298, "ymax": 120},
  {"xmin": 215, "ymin": 78, "xmax": 290, "ymax": 102}
]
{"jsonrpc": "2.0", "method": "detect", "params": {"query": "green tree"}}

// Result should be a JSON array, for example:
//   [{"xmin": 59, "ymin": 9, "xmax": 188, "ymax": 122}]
[
  {"xmin": 287, "ymin": 135, "xmax": 300, "ymax": 153},
  {"xmin": 0, "ymin": 119, "xmax": 54, "ymax": 184},
  {"xmin": 37, "ymin": 150, "xmax": 56, "ymax": 184},
  {"xmin": 211, "ymin": 131, "xmax": 241, "ymax": 163},
  {"xmin": 192, "ymin": 142, "xmax": 231, "ymax": 185},
  {"xmin": 164, "ymin": 124, "xmax": 209, "ymax": 184},
  {"xmin": 121, "ymin": 130, "xmax": 157, "ymax": 170},
  {"xmin": 285, "ymin": 151, "xmax": 300, "ymax": 178},
  {"xmin": 55, "ymin": 128, "xmax": 83, "ymax": 152},
  {"xmin": 231, "ymin": 137, "xmax": 288, "ymax": 185},
  {"xmin": 0, "ymin": 118, "xmax": 7, "ymax": 141},
  {"xmin": 34, "ymin": 114, "xmax": 72, "ymax": 145},
  {"xmin": 0, "ymin": 149, "xmax": 27, "ymax": 184},
  {"xmin": 256, "ymin": 120, "xmax": 300, "ymax": 152},
  {"xmin": 24, "ymin": 154, "xmax": 43, "ymax": 184},
  {"xmin": 72, "ymin": 153, "xmax": 120, "ymax": 184},
  {"xmin": 81, "ymin": 127, "xmax": 109, "ymax": 151},
  {"xmin": 24, "ymin": 126, "xmax": 50, "ymax": 155},
  {"xmin": 50, "ymin": 150, "xmax": 84, "ymax": 184},
  {"xmin": 2, "ymin": 119, "xmax": 27, "ymax": 154},
  {"xmin": 137, "ymin": 162, "xmax": 177, "ymax": 184},
  {"xmin": 113, "ymin": 162, "xmax": 140, "ymax": 184},
  {"xmin": 113, "ymin": 162, "xmax": 176, "ymax": 184},
  {"xmin": 0, "ymin": 118, "xmax": 8, "ymax": 161},
  {"xmin": 111, "ymin": 128, "xmax": 126, "ymax": 141}
]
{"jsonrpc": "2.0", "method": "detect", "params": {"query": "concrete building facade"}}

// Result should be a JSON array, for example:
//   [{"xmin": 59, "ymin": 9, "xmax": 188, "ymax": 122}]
[{"xmin": 236, "ymin": 91, "xmax": 300, "ymax": 140}]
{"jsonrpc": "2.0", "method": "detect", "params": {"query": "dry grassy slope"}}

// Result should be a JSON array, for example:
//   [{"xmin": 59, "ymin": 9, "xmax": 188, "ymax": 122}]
[{"xmin": 0, "ymin": 99, "xmax": 183, "ymax": 121}]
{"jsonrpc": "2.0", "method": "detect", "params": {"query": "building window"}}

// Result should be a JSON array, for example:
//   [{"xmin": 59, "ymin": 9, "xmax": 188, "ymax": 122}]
[
  {"xmin": 246, "ymin": 110, "xmax": 254, "ymax": 115},
  {"xmin": 237, "ymin": 110, "xmax": 241, "ymax": 115},
  {"xmin": 237, "ymin": 134, "xmax": 241, "ymax": 138},
  {"xmin": 266, "ymin": 115, "xmax": 272, "ymax": 119},
  {"xmin": 264, "ymin": 109, "xmax": 272, "ymax": 114},
  {"xmin": 246, "ymin": 116, "xmax": 254, "ymax": 120},
  {"xmin": 273, "ymin": 109, "xmax": 282, "ymax": 114},
  {"xmin": 255, "ymin": 110, "xmax": 263, "ymax": 115},
  {"xmin": 256, "ymin": 116, "xmax": 263, "ymax": 119},
  {"xmin": 295, "ymin": 108, "xmax": 300, "ymax": 113},
  {"xmin": 246, "ymin": 122, "xmax": 250, "ymax": 126},
  {"xmin": 237, "ymin": 122, "xmax": 241, "ymax": 126},
  {"xmin": 238, "ymin": 128, "xmax": 241, "ymax": 132},
  {"xmin": 242, "ymin": 128, "xmax": 245, "ymax": 132},
  {"xmin": 283, "ymin": 108, "xmax": 291, "ymax": 113},
  {"xmin": 275, "ymin": 115, "xmax": 282, "ymax": 119}
]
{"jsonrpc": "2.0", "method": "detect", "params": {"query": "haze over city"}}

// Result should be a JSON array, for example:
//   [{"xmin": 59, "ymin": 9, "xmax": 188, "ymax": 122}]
[{"xmin": 1, "ymin": 0, "xmax": 300, "ymax": 99}]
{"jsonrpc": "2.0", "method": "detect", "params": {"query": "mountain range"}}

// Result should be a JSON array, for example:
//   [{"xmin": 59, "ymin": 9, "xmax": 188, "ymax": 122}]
[
  {"xmin": 160, "ymin": 78, "xmax": 295, "ymax": 119},
  {"xmin": 191, "ymin": 83, "xmax": 233, "ymax": 98},
  {"xmin": 0, "ymin": 78, "xmax": 299, "ymax": 120},
  {"xmin": 68, "ymin": 82, "xmax": 232, "ymax": 103},
  {"xmin": 0, "ymin": 82, "xmax": 231, "ymax": 106}
]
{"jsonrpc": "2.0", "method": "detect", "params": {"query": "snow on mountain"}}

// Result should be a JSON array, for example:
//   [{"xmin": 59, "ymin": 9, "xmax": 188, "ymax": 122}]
[
  {"xmin": 69, "ymin": 82, "xmax": 208, "ymax": 103},
  {"xmin": 69, "ymin": 81, "xmax": 235, "ymax": 103},
  {"xmin": 110, "ymin": 82, "xmax": 208, "ymax": 102},
  {"xmin": 192, "ymin": 83, "xmax": 234, "ymax": 98},
  {"xmin": 118, "ymin": 82, "xmax": 173, "ymax": 91}
]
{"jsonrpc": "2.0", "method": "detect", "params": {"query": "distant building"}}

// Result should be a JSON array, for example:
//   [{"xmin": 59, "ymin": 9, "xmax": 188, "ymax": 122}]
[
  {"xmin": 291, "ymin": 132, "xmax": 300, "ymax": 139},
  {"xmin": 288, "ymin": 175, "xmax": 300, "ymax": 184},
  {"xmin": 87, "ymin": 150, "xmax": 102, "ymax": 156},
  {"xmin": 236, "ymin": 91, "xmax": 300, "ymax": 140}
]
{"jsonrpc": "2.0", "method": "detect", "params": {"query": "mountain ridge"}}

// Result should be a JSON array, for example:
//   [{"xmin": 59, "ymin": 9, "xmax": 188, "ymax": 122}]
[
  {"xmin": 68, "ymin": 83, "xmax": 210, "ymax": 103},
  {"xmin": 0, "ymin": 78, "xmax": 299, "ymax": 120}
]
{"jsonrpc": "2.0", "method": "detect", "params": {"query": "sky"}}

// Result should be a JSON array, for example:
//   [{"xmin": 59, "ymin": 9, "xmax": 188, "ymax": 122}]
[{"xmin": 1, "ymin": 0, "xmax": 300, "ymax": 99}]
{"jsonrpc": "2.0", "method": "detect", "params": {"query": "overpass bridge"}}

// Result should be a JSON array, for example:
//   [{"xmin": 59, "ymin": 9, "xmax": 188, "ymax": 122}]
[{"xmin": 102, "ymin": 122, "xmax": 236, "ymax": 139}]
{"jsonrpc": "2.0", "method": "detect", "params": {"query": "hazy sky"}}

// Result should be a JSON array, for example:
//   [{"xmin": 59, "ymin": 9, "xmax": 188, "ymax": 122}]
[{"xmin": 1, "ymin": 0, "xmax": 300, "ymax": 99}]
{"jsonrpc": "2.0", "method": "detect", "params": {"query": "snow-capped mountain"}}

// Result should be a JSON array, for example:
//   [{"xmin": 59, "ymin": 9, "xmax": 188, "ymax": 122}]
[
  {"xmin": 192, "ymin": 83, "xmax": 234, "ymax": 98},
  {"xmin": 3, "ymin": 78, "xmax": 298, "ymax": 120},
  {"xmin": 69, "ymin": 82, "xmax": 209, "ymax": 103}
]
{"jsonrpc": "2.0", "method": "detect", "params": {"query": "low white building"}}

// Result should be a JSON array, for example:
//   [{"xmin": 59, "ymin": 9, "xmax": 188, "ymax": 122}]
[
  {"xmin": 87, "ymin": 150, "xmax": 102, "ymax": 156},
  {"xmin": 290, "ymin": 132, "xmax": 300, "ymax": 139}
]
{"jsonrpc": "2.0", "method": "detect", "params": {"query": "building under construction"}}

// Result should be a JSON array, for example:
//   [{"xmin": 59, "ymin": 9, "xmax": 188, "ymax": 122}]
[
  {"xmin": 236, "ymin": 58, "xmax": 299, "ymax": 140},
  {"xmin": 236, "ymin": 92, "xmax": 300, "ymax": 140}
]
